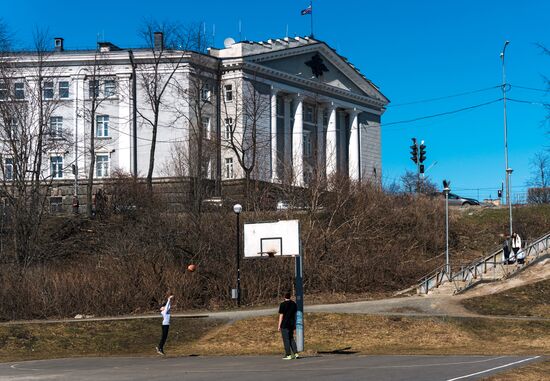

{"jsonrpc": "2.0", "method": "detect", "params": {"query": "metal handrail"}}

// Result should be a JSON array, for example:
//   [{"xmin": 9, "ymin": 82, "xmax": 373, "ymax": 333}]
[
  {"xmin": 416, "ymin": 232, "xmax": 550, "ymax": 294},
  {"xmin": 416, "ymin": 264, "xmax": 450, "ymax": 295},
  {"xmin": 453, "ymin": 233, "xmax": 550, "ymax": 283}
]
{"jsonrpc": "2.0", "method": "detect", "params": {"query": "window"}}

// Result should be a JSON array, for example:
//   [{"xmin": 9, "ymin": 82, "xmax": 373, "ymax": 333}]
[
  {"xmin": 202, "ymin": 158, "xmax": 211, "ymax": 179},
  {"xmin": 49, "ymin": 116, "xmax": 63, "ymax": 138},
  {"xmin": 224, "ymin": 84, "xmax": 233, "ymax": 102},
  {"xmin": 224, "ymin": 117, "xmax": 233, "ymax": 140},
  {"xmin": 201, "ymin": 83, "xmax": 211, "ymax": 101},
  {"xmin": 96, "ymin": 115, "xmax": 109, "ymax": 137},
  {"xmin": 104, "ymin": 80, "xmax": 116, "ymax": 97},
  {"xmin": 225, "ymin": 157, "xmax": 234, "ymax": 179},
  {"xmin": 202, "ymin": 117, "xmax": 210, "ymax": 139},
  {"xmin": 4, "ymin": 158, "xmax": 13, "ymax": 181},
  {"xmin": 276, "ymin": 97, "xmax": 284, "ymax": 116},
  {"xmin": 6, "ymin": 118, "xmax": 18, "ymax": 140},
  {"xmin": 59, "ymin": 81, "xmax": 69, "ymax": 98},
  {"xmin": 43, "ymin": 81, "xmax": 54, "ymax": 99},
  {"xmin": 303, "ymin": 130, "xmax": 312, "ymax": 158},
  {"xmin": 50, "ymin": 156, "xmax": 63, "ymax": 179},
  {"xmin": 89, "ymin": 80, "xmax": 99, "ymax": 98},
  {"xmin": 0, "ymin": 83, "xmax": 7, "ymax": 100},
  {"xmin": 14, "ymin": 83, "xmax": 24, "ymax": 100},
  {"xmin": 50, "ymin": 196, "xmax": 63, "ymax": 213},
  {"xmin": 96, "ymin": 154, "xmax": 109, "ymax": 178},
  {"xmin": 304, "ymin": 105, "xmax": 314, "ymax": 123}
]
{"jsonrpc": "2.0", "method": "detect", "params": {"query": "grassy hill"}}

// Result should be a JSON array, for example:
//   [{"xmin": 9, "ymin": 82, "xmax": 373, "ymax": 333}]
[
  {"xmin": 1, "ymin": 184, "xmax": 549, "ymax": 321},
  {"xmin": 462, "ymin": 278, "xmax": 550, "ymax": 318}
]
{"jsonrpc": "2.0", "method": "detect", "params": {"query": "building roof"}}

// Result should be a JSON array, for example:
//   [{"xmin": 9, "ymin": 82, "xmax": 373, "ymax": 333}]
[{"xmin": 209, "ymin": 36, "xmax": 384, "ymax": 93}]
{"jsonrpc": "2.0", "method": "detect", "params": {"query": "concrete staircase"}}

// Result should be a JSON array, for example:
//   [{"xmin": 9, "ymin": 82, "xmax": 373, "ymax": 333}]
[{"xmin": 416, "ymin": 232, "xmax": 550, "ymax": 296}]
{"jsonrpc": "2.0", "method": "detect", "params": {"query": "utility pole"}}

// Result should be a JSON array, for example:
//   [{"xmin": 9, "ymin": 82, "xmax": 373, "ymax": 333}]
[
  {"xmin": 128, "ymin": 50, "xmax": 138, "ymax": 178},
  {"xmin": 419, "ymin": 140, "xmax": 427, "ymax": 191},
  {"xmin": 500, "ymin": 40, "xmax": 513, "ymax": 238}
]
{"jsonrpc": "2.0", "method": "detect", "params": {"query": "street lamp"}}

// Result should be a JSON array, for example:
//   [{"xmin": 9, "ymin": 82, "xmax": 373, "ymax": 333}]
[
  {"xmin": 443, "ymin": 180, "xmax": 451, "ymax": 278},
  {"xmin": 500, "ymin": 40, "xmax": 513, "ymax": 238},
  {"xmin": 233, "ymin": 203, "xmax": 242, "ymax": 306}
]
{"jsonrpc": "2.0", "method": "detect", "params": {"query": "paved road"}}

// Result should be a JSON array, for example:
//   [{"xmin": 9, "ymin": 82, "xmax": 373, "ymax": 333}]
[{"xmin": 0, "ymin": 355, "xmax": 543, "ymax": 381}]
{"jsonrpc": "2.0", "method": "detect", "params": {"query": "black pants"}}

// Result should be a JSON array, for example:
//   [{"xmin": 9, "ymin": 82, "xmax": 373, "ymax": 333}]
[
  {"xmin": 281, "ymin": 328, "xmax": 297, "ymax": 356},
  {"xmin": 511, "ymin": 248, "xmax": 519, "ymax": 263},
  {"xmin": 159, "ymin": 325, "xmax": 170, "ymax": 351}
]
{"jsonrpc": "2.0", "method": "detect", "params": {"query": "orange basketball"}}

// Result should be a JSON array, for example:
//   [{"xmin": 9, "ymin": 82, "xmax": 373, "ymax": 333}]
[{"xmin": 187, "ymin": 264, "xmax": 196, "ymax": 272}]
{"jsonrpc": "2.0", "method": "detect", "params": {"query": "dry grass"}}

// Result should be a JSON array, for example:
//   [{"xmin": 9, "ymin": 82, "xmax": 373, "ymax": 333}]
[
  {"xmin": 1, "ymin": 313, "xmax": 549, "ymax": 363},
  {"xmin": 462, "ymin": 279, "xmax": 550, "ymax": 318},
  {"xmin": 480, "ymin": 360, "xmax": 550, "ymax": 381},
  {"xmin": 0, "ymin": 317, "xmax": 224, "ymax": 362},
  {"xmin": 185, "ymin": 314, "xmax": 550, "ymax": 356}
]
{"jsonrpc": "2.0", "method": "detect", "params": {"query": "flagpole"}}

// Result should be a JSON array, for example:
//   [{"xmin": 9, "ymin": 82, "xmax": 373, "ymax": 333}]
[{"xmin": 310, "ymin": 0, "xmax": 314, "ymax": 38}]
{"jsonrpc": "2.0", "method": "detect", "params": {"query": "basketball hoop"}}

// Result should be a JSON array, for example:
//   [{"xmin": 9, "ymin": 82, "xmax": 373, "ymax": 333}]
[{"xmin": 258, "ymin": 250, "xmax": 277, "ymax": 258}]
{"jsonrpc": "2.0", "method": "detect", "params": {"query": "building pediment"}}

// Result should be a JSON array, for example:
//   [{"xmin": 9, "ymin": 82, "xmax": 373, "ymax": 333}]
[{"xmin": 244, "ymin": 42, "xmax": 388, "ymax": 105}]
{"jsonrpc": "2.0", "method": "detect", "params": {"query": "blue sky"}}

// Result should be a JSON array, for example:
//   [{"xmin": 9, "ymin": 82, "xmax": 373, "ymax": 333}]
[{"xmin": 2, "ymin": 0, "xmax": 549, "ymax": 200}]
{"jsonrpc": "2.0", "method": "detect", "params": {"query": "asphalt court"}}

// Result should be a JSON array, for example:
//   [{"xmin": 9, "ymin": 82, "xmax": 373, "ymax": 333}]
[{"xmin": 0, "ymin": 354, "xmax": 543, "ymax": 381}]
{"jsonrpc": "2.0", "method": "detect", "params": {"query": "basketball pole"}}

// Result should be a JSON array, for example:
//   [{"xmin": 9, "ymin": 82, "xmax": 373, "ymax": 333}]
[{"xmin": 295, "ymin": 225, "xmax": 304, "ymax": 352}]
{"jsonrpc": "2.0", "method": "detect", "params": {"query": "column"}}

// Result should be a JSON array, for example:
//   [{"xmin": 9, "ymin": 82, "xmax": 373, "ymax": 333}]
[
  {"xmin": 117, "ymin": 74, "xmax": 132, "ymax": 173},
  {"xmin": 316, "ymin": 105, "xmax": 325, "ymax": 178},
  {"xmin": 270, "ymin": 88, "xmax": 278, "ymax": 182},
  {"xmin": 348, "ymin": 109, "xmax": 360, "ymax": 181},
  {"xmin": 338, "ymin": 111, "xmax": 346, "ymax": 174},
  {"xmin": 292, "ymin": 94, "xmax": 304, "ymax": 187},
  {"xmin": 325, "ymin": 104, "xmax": 337, "ymax": 179},
  {"xmin": 283, "ymin": 96, "xmax": 292, "ymax": 179}
]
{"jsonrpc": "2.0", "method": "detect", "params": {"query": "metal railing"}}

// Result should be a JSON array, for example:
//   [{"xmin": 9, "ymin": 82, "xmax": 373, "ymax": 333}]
[
  {"xmin": 416, "ymin": 232, "xmax": 550, "ymax": 295},
  {"xmin": 416, "ymin": 264, "xmax": 450, "ymax": 295}
]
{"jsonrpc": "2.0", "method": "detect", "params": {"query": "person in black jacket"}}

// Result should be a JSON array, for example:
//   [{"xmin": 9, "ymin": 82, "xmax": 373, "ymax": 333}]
[
  {"xmin": 278, "ymin": 291, "xmax": 299, "ymax": 360},
  {"xmin": 502, "ymin": 234, "xmax": 511, "ymax": 264}
]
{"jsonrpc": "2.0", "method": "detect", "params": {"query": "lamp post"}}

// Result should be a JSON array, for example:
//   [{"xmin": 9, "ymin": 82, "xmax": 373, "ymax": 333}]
[
  {"xmin": 500, "ymin": 40, "xmax": 513, "ymax": 238},
  {"xmin": 443, "ymin": 180, "xmax": 451, "ymax": 278},
  {"xmin": 233, "ymin": 203, "xmax": 242, "ymax": 306}
]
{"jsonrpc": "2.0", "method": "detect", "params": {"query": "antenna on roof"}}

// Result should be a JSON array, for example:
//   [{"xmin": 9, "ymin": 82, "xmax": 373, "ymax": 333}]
[
  {"xmin": 238, "ymin": 20, "xmax": 242, "ymax": 41},
  {"xmin": 285, "ymin": 24, "xmax": 289, "ymax": 38},
  {"xmin": 212, "ymin": 24, "xmax": 216, "ymax": 47}
]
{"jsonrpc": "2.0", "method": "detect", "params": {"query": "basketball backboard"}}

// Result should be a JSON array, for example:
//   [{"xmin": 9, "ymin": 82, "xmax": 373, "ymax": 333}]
[{"xmin": 243, "ymin": 220, "xmax": 300, "ymax": 258}]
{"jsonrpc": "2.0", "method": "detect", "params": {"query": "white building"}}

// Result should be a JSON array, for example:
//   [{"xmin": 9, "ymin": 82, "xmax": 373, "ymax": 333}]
[{"xmin": 0, "ymin": 34, "xmax": 388, "ymax": 196}]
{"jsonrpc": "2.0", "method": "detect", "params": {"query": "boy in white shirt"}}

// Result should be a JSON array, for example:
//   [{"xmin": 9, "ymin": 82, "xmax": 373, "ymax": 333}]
[{"xmin": 156, "ymin": 294, "xmax": 174, "ymax": 355}]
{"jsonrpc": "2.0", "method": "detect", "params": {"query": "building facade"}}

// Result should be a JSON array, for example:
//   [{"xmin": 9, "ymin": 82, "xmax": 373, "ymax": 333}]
[{"xmin": 0, "ymin": 34, "xmax": 388, "ymax": 200}]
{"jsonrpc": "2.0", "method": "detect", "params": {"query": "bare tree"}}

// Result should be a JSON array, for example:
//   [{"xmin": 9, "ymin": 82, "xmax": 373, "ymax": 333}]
[
  {"xmin": 168, "ymin": 24, "xmax": 217, "ymax": 213},
  {"xmin": 222, "ymin": 77, "xmax": 271, "ymax": 206},
  {"xmin": 0, "ymin": 28, "xmax": 71, "ymax": 265},
  {"xmin": 81, "ymin": 49, "xmax": 118, "ymax": 218},
  {"xmin": 136, "ymin": 21, "xmax": 193, "ymax": 193},
  {"xmin": 400, "ymin": 170, "xmax": 437, "ymax": 194},
  {"xmin": 527, "ymin": 151, "xmax": 550, "ymax": 204}
]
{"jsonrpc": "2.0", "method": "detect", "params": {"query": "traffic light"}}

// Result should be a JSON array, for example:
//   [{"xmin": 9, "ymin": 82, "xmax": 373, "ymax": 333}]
[
  {"xmin": 419, "ymin": 142, "xmax": 426, "ymax": 163},
  {"xmin": 410, "ymin": 138, "xmax": 418, "ymax": 164},
  {"xmin": 497, "ymin": 189, "xmax": 502, "ymax": 198},
  {"xmin": 419, "ymin": 164, "xmax": 425, "ymax": 174}
]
